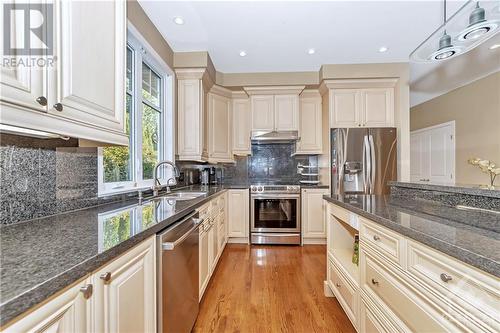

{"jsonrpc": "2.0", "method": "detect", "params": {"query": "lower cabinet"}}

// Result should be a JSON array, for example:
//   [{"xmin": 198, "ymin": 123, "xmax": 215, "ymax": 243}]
[
  {"xmin": 227, "ymin": 189, "xmax": 249, "ymax": 241},
  {"xmin": 4, "ymin": 236, "xmax": 156, "ymax": 333},
  {"xmin": 301, "ymin": 188, "xmax": 329, "ymax": 243},
  {"xmin": 199, "ymin": 221, "xmax": 211, "ymax": 300}
]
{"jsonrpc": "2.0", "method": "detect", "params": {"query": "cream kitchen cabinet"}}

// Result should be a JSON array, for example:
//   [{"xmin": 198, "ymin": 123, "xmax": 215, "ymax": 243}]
[
  {"xmin": 3, "ymin": 277, "xmax": 93, "ymax": 333},
  {"xmin": 207, "ymin": 86, "xmax": 233, "ymax": 163},
  {"xmin": 246, "ymin": 86, "xmax": 304, "ymax": 132},
  {"xmin": 4, "ymin": 236, "xmax": 156, "ymax": 333},
  {"xmin": 227, "ymin": 189, "xmax": 249, "ymax": 242},
  {"xmin": 176, "ymin": 68, "xmax": 213, "ymax": 161},
  {"xmin": 199, "ymin": 218, "xmax": 211, "ymax": 300},
  {"xmin": 301, "ymin": 188, "xmax": 329, "ymax": 243},
  {"xmin": 296, "ymin": 90, "xmax": 323, "ymax": 154},
  {"xmin": 0, "ymin": 0, "xmax": 127, "ymax": 145},
  {"xmin": 232, "ymin": 93, "xmax": 251, "ymax": 155}
]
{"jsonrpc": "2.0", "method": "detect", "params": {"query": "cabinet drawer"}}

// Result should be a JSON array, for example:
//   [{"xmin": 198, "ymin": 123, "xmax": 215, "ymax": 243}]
[
  {"xmin": 360, "ymin": 217, "xmax": 405, "ymax": 267},
  {"xmin": 361, "ymin": 250, "xmax": 465, "ymax": 332},
  {"xmin": 329, "ymin": 204, "xmax": 350, "ymax": 223},
  {"xmin": 407, "ymin": 240, "xmax": 500, "ymax": 331},
  {"xmin": 359, "ymin": 295, "xmax": 396, "ymax": 333},
  {"xmin": 197, "ymin": 203, "xmax": 210, "ymax": 220},
  {"xmin": 328, "ymin": 258, "xmax": 358, "ymax": 326}
]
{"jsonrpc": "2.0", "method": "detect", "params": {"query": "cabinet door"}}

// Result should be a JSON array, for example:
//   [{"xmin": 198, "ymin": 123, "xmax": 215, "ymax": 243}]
[
  {"xmin": 227, "ymin": 189, "xmax": 249, "ymax": 238},
  {"xmin": 251, "ymin": 95, "xmax": 274, "ymax": 131},
  {"xmin": 296, "ymin": 96, "xmax": 322, "ymax": 154},
  {"xmin": 178, "ymin": 79, "xmax": 204, "ymax": 160},
  {"xmin": 199, "ymin": 226, "xmax": 210, "ymax": 299},
  {"xmin": 232, "ymin": 98, "xmax": 251, "ymax": 155},
  {"xmin": 93, "ymin": 236, "xmax": 156, "ymax": 333},
  {"xmin": 361, "ymin": 88, "xmax": 394, "ymax": 127},
  {"xmin": 208, "ymin": 222, "xmax": 217, "ymax": 272},
  {"xmin": 3, "ymin": 278, "xmax": 92, "ymax": 333},
  {"xmin": 330, "ymin": 89, "xmax": 361, "ymax": 128},
  {"xmin": 208, "ymin": 93, "xmax": 232, "ymax": 162},
  {"xmin": 48, "ymin": 0, "xmax": 125, "ymax": 133},
  {"xmin": 302, "ymin": 189, "xmax": 330, "ymax": 239},
  {"xmin": 0, "ymin": 2, "xmax": 47, "ymax": 114},
  {"xmin": 274, "ymin": 95, "xmax": 299, "ymax": 131}
]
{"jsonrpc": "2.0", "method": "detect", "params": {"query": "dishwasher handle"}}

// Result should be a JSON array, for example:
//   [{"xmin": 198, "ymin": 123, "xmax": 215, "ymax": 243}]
[{"xmin": 161, "ymin": 211, "xmax": 203, "ymax": 251}]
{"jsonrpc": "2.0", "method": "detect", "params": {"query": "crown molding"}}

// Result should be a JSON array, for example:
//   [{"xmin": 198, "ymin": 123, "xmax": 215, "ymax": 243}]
[
  {"xmin": 243, "ymin": 85, "xmax": 305, "ymax": 96},
  {"xmin": 300, "ymin": 89, "xmax": 321, "ymax": 99},
  {"xmin": 209, "ymin": 84, "xmax": 233, "ymax": 98},
  {"xmin": 231, "ymin": 90, "xmax": 249, "ymax": 99},
  {"xmin": 320, "ymin": 78, "xmax": 398, "ymax": 90}
]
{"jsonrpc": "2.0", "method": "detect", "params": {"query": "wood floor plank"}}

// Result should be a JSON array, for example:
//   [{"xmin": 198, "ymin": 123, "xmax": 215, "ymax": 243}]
[{"xmin": 193, "ymin": 244, "xmax": 356, "ymax": 333}]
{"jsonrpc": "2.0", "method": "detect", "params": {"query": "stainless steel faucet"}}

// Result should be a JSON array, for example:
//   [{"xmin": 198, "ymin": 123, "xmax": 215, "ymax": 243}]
[{"xmin": 152, "ymin": 160, "xmax": 180, "ymax": 196}]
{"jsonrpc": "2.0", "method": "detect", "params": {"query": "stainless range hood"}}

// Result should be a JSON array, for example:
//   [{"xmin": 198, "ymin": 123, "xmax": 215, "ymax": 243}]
[{"xmin": 251, "ymin": 130, "xmax": 299, "ymax": 144}]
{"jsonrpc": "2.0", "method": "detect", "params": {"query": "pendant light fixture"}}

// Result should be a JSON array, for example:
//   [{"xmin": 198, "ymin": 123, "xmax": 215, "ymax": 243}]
[
  {"xmin": 457, "ymin": 2, "xmax": 499, "ymax": 41},
  {"xmin": 410, "ymin": 0, "xmax": 500, "ymax": 63}
]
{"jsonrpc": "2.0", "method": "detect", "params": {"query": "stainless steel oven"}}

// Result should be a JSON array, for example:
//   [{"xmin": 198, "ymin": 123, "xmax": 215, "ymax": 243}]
[{"xmin": 250, "ymin": 185, "xmax": 301, "ymax": 245}]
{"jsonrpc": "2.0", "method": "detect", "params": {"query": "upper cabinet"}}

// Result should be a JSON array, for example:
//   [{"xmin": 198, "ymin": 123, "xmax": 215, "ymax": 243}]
[
  {"xmin": 207, "ymin": 85, "xmax": 233, "ymax": 163},
  {"xmin": 296, "ymin": 90, "xmax": 323, "ymax": 154},
  {"xmin": 232, "ymin": 92, "xmax": 251, "ymax": 156},
  {"xmin": 245, "ymin": 86, "xmax": 304, "ymax": 132},
  {"xmin": 322, "ymin": 79, "xmax": 396, "ymax": 128},
  {"xmin": 176, "ymin": 68, "xmax": 213, "ymax": 162},
  {"xmin": 0, "ymin": 0, "xmax": 127, "ymax": 145}
]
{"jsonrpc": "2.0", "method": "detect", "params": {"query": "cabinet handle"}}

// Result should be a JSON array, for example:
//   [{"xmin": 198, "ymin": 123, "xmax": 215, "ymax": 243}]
[
  {"xmin": 373, "ymin": 235, "xmax": 380, "ymax": 241},
  {"xmin": 80, "ymin": 284, "xmax": 93, "ymax": 299},
  {"xmin": 371, "ymin": 278, "xmax": 379, "ymax": 286},
  {"xmin": 36, "ymin": 96, "xmax": 47, "ymax": 106},
  {"xmin": 440, "ymin": 273, "xmax": 453, "ymax": 283},
  {"xmin": 100, "ymin": 272, "xmax": 111, "ymax": 283},
  {"xmin": 335, "ymin": 282, "xmax": 341, "ymax": 288},
  {"xmin": 53, "ymin": 103, "xmax": 63, "ymax": 112}
]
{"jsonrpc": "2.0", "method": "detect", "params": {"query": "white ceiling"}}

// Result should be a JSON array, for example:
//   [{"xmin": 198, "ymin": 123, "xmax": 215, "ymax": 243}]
[{"xmin": 138, "ymin": 0, "xmax": 467, "ymax": 73}]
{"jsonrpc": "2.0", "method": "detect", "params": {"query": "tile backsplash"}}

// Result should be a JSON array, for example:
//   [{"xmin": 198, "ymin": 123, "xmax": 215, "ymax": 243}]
[{"xmin": 0, "ymin": 134, "xmax": 100, "ymax": 224}]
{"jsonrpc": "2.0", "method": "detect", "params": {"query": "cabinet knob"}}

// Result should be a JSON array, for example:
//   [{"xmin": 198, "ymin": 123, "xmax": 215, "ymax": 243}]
[
  {"xmin": 53, "ymin": 103, "xmax": 63, "ymax": 112},
  {"xmin": 100, "ymin": 272, "xmax": 111, "ymax": 283},
  {"xmin": 373, "ymin": 235, "xmax": 380, "ymax": 241},
  {"xmin": 371, "ymin": 278, "xmax": 379, "ymax": 286},
  {"xmin": 335, "ymin": 282, "xmax": 341, "ymax": 288},
  {"xmin": 440, "ymin": 273, "xmax": 453, "ymax": 283},
  {"xmin": 80, "ymin": 284, "xmax": 93, "ymax": 299},
  {"xmin": 358, "ymin": 124, "xmax": 361, "ymax": 127},
  {"xmin": 36, "ymin": 96, "xmax": 47, "ymax": 106}
]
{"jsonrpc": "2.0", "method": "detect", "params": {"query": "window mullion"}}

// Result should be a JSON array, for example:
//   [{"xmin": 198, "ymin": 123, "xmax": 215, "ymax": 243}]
[{"xmin": 135, "ymin": 49, "xmax": 144, "ymax": 184}]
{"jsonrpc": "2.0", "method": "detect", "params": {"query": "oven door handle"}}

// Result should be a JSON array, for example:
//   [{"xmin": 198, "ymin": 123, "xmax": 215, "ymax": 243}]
[{"xmin": 251, "ymin": 194, "xmax": 300, "ymax": 199}]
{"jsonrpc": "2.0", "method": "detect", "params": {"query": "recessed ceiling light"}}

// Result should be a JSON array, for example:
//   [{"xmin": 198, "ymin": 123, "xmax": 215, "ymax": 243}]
[
  {"xmin": 378, "ymin": 46, "xmax": 388, "ymax": 53},
  {"xmin": 173, "ymin": 17, "xmax": 184, "ymax": 25},
  {"xmin": 239, "ymin": 51, "xmax": 247, "ymax": 57},
  {"xmin": 490, "ymin": 44, "xmax": 500, "ymax": 50},
  {"xmin": 307, "ymin": 48, "xmax": 315, "ymax": 55}
]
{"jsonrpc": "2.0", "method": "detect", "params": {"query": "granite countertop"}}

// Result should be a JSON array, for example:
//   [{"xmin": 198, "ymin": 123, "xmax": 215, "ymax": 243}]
[
  {"xmin": 389, "ymin": 181, "xmax": 500, "ymax": 199},
  {"xmin": 323, "ymin": 194, "xmax": 500, "ymax": 278},
  {"xmin": 0, "ymin": 185, "xmax": 229, "ymax": 327}
]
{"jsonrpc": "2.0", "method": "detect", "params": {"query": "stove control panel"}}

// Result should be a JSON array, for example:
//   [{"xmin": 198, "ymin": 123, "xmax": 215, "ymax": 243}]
[{"xmin": 250, "ymin": 185, "xmax": 300, "ymax": 194}]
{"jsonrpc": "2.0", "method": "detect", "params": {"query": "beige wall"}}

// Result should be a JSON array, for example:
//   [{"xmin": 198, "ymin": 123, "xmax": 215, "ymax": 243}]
[
  {"xmin": 127, "ymin": 0, "xmax": 174, "ymax": 69},
  {"xmin": 411, "ymin": 71, "xmax": 500, "ymax": 185}
]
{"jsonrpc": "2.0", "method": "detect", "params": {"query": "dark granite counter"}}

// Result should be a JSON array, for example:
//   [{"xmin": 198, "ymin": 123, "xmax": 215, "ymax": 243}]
[
  {"xmin": 323, "ymin": 194, "xmax": 500, "ymax": 278},
  {"xmin": 389, "ymin": 181, "xmax": 500, "ymax": 199},
  {"xmin": 0, "ymin": 185, "xmax": 229, "ymax": 326}
]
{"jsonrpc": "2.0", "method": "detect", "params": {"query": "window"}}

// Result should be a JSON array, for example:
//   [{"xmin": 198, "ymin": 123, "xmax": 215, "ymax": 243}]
[{"xmin": 98, "ymin": 27, "xmax": 174, "ymax": 195}]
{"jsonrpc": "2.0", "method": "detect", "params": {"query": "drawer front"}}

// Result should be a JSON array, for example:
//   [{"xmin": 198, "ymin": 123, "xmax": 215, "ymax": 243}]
[
  {"xmin": 361, "ymin": 251, "xmax": 464, "ymax": 332},
  {"xmin": 360, "ymin": 217, "xmax": 404, "ymax": 266},
  {"xmin": 330, "ymin": 203, "xmax": 350, "ymax": 223},
  {"xmin": 407, "ymin": 240, "xmax": 500, "ymax": 331},
  {"xmin": 328, "ymin": 258, "xmax": 358, "ymax": 326},
  {"xmin": 360, "ymin": 296, "xmax": 392, "ymax": 333},
  {"xmin": 197, "ymin": 203, "xmax": 210, "ymax": 220}
]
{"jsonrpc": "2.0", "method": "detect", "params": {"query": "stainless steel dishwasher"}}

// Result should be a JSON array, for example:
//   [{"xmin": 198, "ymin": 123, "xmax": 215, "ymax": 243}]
[{"xmin": 157, "ymin": 210, "xmax": 202, "ymax": 333}]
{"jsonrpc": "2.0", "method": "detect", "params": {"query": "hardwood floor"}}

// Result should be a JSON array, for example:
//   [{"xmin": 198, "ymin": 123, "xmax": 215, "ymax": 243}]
[{"xmin": 193, "ymin": 244, "xmax": 356, "ymax": 333}]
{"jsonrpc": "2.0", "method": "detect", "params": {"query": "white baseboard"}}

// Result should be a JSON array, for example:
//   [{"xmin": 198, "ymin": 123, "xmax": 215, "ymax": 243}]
[
  {"xmin": 227, "ymin": 237, "xmax": 249, "ymax": 244},
  {"xmin": 303, "ymin": 238, "xmax": 327, "ymax": 245},
  {"xmin": 324, "ymin": 281, "xmax": 335, "ymax": 297}
]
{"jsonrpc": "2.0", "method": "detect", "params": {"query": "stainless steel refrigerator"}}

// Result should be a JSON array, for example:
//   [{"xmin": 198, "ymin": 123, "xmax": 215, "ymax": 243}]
[{"xmin": 331, "ymin": 128, "xmax": 397, "ymax": 195}]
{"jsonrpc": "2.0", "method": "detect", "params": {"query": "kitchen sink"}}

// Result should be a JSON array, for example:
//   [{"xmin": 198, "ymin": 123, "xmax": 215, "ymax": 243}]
[{"xmin": 161, "ymin": 191, "xmax": 207, "ymax": 201}]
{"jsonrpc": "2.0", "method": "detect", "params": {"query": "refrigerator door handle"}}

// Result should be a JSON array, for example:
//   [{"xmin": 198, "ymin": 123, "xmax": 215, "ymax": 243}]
[
  {"xmin": 363, "ymin": 135, "xmax": 370, "ymax": 194},
  {"xmin": 369, "ymin": 135, "xmax": 376, "ymax": 194}
]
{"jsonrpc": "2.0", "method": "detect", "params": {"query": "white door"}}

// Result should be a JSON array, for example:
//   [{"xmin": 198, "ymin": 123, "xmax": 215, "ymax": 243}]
[
  {"xmin": 251, "ymin": 95, "xmax": 274, "ymax": 131},
  {"xmin": 274, "ymin": 95, "xmax": 299, "ymax": 131},
  {"xmin": 0, "ymin": 2, "xmax": 48, "ymax": 113},
  {"xmin": 302, "ymin": 189, "xmax": 330, "ymax": 240},
  {"xmin": 296, "ymin": 96, "xmax": 322, "ymax": 154},
  {"xmin": 330, "ymin": 89, "xmax": 361, "ymax": 128},
  {"xmin": 3, "ymin": 278, "xmax": 92, "ymax": 333},
  {"xmin": 232, "ymin": 98, "xmax": 251, "ymax": 154},
  {"xmin": 48, "ymin": 0, "xmax": 125, "ymax": 133},
  {"xmin": 208, "ymin": 93, "xmax": 232, "ymax": 161},
  {"xmin": 93, "ymin": 236, "xmax": 156, "ymax": 333},
  {"xmin": 410, "ymin": 122, "xmax": 455, "ymax": 184},
  {"xmin": 227, "ymin": 189, "xmax": 249, "ymax": 238},
  {"xmin": 361, "ymin": 88, "xmax": 394, "ymax": 127}
]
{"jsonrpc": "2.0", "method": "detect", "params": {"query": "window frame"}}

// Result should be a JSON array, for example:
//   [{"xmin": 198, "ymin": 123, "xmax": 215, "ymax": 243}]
[{"xmin": 98, "ymin": 23, "xmax": 175, "ymax": 196}]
